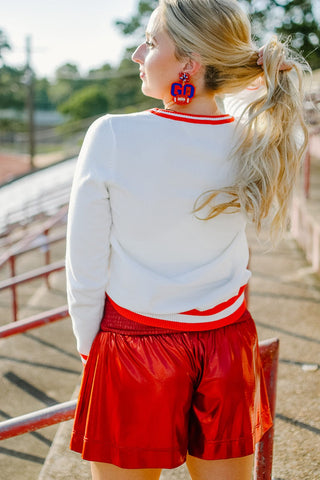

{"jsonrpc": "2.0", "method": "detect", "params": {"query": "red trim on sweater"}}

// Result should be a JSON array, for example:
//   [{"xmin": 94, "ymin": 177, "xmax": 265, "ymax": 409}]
[
  {"xmin": 108, "ymin": 297, "xmax": 247, "ymax": 332},
  {"xmin": 182, "ymin": 284, "xmax": 247, "ymax": 316},
  {"xmin": 150, "ymin": 108, "xmax": 235, "ymax": 125}
]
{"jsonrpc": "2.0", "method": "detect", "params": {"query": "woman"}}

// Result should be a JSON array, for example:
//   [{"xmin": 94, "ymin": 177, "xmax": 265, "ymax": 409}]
[{"xmin": 66, "ymin": 0, "xmax": 308, "ymax": 479}]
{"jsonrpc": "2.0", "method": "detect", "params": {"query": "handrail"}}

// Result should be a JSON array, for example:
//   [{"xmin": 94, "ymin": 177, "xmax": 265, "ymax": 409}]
[
  {"xmin": 0, "ymin": 259, "xmax": 65, "ymax": 291},
  {"xmin": 0, "ymin": 205, "xmax": 68, "ymax": 268},
  {"xmin": 0, "ymin": 205, "xmax": 68, "ymax": 323},
  {"xmin": 254, "ymin": 338, "xmax": 279, "ymax": 480},
  {"xmin": 0, "ymin": 400, "xmax": 77, "ymax": 441},
  {"xmin": 0, "ymin": 259, "xmax": 65, "ymax": 322},
  {"xmin": 9, "ymin": 231, "xmax": 66, "ymax": 259},
  {"xmin": 0, "ymin": 305, "xmax": 69, "ymax": 338}
]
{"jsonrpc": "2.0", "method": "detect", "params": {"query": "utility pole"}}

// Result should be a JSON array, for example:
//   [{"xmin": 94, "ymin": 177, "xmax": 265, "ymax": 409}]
[{"xmin": 26, "ymin": 35, "xmax": 35, "ymax": 170}]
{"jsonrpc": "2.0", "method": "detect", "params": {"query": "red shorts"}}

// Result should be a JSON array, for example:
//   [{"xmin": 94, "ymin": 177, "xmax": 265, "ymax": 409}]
[{"xmin": 70, "ymin": 308, "xmax": 272, "ymax": 469}]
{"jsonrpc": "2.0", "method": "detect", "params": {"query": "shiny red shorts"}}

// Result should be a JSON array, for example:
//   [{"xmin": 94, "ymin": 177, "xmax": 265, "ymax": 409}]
[{"xmin": 70, "ymin": 308, "xmax": 272, "ymax": 469}]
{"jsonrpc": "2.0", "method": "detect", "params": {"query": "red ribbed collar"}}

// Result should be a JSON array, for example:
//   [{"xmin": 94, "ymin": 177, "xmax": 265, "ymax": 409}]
[{"xmin": 150, "ymin": 108, "xmax": 234, "ymax": 125}]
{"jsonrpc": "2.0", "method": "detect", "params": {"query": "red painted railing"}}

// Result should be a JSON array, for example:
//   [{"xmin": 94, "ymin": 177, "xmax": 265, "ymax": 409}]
[
  {"xmin": 0, "ymin": 305, "xmax": 68, "ymax": 338},
  {"xmin": 0, "ymin": 205, "xmax": 67, "ymax": 268},
  {"xmin": 0, "ymin": 399, "xmax": 77, "ymax": 440},
  {"xmin": 0, "ymin": 205, "xmax": 67, "ymax": 322},
  {"xmin": 254, "ymin": 338, "xmax": 280, "ymax": 480},
  {"xmin": 0, "ymin": 259, "xmax": 65, "ymax": 322},
  {"xmin": 0, "ymin": 338, "xmax": 279, "ymax": 479}
]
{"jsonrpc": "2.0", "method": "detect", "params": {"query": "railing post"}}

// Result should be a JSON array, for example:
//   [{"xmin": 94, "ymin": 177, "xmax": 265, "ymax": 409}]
[
  {"xmin": 254, "ymin": 338, "xmax": 280, "ymax": 480},
  {"xmin": 8, "ymin": 255, "xmax": 18, "ymax": 322},
  {"xmin": 43, "ymin": 228, "xmax": 51, "ymax": 289}
]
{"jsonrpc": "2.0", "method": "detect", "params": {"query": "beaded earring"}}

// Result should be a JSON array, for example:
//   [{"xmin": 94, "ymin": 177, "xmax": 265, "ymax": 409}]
[{"xmin": 170, "ymin": 72, "xmax": 196, "ymax": 105}]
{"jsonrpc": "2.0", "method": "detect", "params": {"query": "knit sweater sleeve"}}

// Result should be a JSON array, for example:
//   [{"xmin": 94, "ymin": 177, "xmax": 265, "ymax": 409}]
[{"xmin": 66, "ymin": 116, "xmax": 113, "ymax": 357}]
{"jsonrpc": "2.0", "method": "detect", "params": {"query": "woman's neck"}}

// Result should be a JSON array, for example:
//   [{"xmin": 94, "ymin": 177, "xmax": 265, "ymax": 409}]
[{"xmin": 163, "ymin": 93, "xmax": 222, "ymax": 116}]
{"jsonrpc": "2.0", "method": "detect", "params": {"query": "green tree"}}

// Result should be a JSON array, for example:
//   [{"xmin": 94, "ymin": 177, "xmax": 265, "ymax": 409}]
[
  {"xmin": 55, "ymin": 63, "xmax": 81, "ymax": 81},
  {"xmin": 274, "ymin": 0, "xmax": 320, "ymax": 69},
  {"xmin": 0, "ymin": 64, "xmax": 26, "ymax": 134},
  {"xmin": 0, "ymin": 65, "xmax": 26, "ymax": 110},
  {"xmin": 88, "ymin": 63, "xmax": 113, "ymax": 79},
  {"xmin": 116, "ymin": 0, "xmax": 320, "ymax": 69},
  {"xmin": 100, "ymin": 48, "xmax": 162, "ymax": 112},
  {"xmin": 0, "ymin": 29, "xmax": 11, "ymax": 66},
  {"xmin": 34, "ymin": 77, "xmax": 55, "ymax": 110},
  {"xmin": 49, "ymin": 62, "xmax": 86, "ymax": 106},
  {"xmin": 115, "ymin": 0, "xmax": 157, "ymax": 38},
  {"xmin": 58, "ymin": 84, "xmax": 110, "ymax": 120},
  {"xmin": 246, "ymin": 0, "xmax": 320, "ymax": 69}
]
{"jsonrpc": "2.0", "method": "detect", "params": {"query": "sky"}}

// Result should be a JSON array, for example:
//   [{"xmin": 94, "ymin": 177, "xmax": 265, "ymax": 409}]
[
  {"xmin": 2, "ymin": 0, "xmax": 320, "ymax": 79},
  {"xmin": 1, "ymin": 0, "xmax": 140, "ymax": 78}
]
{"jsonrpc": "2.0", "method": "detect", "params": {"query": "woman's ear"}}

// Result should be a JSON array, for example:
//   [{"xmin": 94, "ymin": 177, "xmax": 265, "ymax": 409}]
[{"xmin": 182, "ymin": 54, "xmax": 202, "ymax": 76}]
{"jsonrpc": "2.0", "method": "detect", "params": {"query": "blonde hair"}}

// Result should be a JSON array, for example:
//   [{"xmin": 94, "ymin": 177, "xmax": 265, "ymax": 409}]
[{"xmin": 159, "ymin": 0, "xmax": 309, "ymax": 240}]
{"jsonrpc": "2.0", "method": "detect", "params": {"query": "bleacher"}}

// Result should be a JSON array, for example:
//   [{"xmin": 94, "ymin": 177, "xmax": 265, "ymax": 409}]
[
  {"xmin": 0, "ymin": 158, "xmax": 76, "ymax": 238},
  {"xmin": 0, "ymin": 163, "xmax": 80, "ymax": 479}
]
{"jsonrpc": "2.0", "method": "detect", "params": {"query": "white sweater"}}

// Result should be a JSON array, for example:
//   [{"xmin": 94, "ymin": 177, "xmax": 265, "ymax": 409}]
[{"xmin": 66, "ymin": 108, "xmax": 251, "ymax": 355}]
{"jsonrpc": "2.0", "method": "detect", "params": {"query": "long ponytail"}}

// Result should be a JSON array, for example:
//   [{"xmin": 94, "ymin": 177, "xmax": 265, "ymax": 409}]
[{"xmin": 193, "ymin": 36, "xmax": 309, "ymax": 240}]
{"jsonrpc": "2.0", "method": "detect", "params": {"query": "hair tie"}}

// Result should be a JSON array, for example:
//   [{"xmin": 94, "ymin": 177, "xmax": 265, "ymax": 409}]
[{"xmin": 256, "ymin": 47, "xmax": 293, "ymax": 71}]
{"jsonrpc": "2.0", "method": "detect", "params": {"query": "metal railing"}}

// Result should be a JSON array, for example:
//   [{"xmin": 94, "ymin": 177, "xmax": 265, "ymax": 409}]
[
  {"xmin": 0, "ymin": 205, "xmax": 67, "ymax": 322},
  {"xmin": 0, "ymin": 399, "xmax": 76, "ymax": 440},
  {"xmin": 0, "ymin": 204, "xmax": 67, "ymax": 255},
  {"xmin": 0, "ymin": 259, "xmax": 65, "ymax": 322},
  {"xmin": 0, "ymin": 304, "xmax": 68, "ymax": 338},
  {"xmin": 254, "ymin": 338, "xmax": 279, "ymax": 480}
]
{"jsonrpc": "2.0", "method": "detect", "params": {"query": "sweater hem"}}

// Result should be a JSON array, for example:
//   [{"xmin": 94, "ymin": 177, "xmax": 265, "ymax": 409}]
[{"xmin": 107, "ymin": 296, "xmax": 247, "ymax": 332}]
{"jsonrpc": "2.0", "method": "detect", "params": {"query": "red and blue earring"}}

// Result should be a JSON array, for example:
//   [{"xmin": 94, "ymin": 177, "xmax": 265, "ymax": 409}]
[{"xmin": 170, "ymin": 72, "xmax": 196, "ymax": 105}]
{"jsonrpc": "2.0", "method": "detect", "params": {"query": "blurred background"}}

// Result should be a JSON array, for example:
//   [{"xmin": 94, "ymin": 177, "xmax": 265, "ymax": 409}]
[
  {"xmin": 0, "ymin": 0, "xmax": 319, "ymax": 180},
  {"xmin": 0, "ymin": 4, "xmax": 319, "ymax": 479}
]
